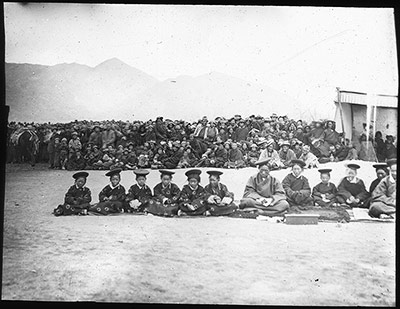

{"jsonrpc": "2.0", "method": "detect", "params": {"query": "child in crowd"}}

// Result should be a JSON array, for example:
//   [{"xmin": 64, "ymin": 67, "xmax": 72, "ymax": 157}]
[{"xmin": 59, "ymin": 137, "xmax": 69, "ymax": 170}]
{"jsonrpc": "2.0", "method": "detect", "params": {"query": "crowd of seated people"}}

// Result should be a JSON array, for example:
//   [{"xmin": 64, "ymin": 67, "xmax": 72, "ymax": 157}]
[{"xmin": 7, "ymin": 114, "xmax": 397, "ymax": 171}]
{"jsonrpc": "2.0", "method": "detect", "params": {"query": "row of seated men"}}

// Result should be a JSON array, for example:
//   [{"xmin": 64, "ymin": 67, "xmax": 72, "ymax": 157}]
[{"xmin": 54, "ymin": 158, "xmax": 396, "ymax": 219}]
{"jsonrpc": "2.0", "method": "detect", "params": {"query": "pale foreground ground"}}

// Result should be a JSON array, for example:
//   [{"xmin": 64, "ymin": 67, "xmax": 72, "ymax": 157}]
[{"xmin": 2, "ymin": 161, "xmax": 395, "ymax": 305}]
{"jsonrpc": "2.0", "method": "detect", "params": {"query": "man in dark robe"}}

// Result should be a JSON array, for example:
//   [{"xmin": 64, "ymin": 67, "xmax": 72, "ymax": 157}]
[
  {"xmin": 323, "ymin": 121, "xmax": 340, "ymax": 145},
  {"xmin": 214, "ymin": 140, "xmax": 228, "ymax": 168},
  {"xmin": 282, "ymin": 159, "xmax": 313, "ymax": 206},
  {"xmin": 239, "ymin": 159, "xmax": 289, "ymax": 216},
  {"xmin": 154, "ymin": 117, "xmax": 169, "ymax": 142}
]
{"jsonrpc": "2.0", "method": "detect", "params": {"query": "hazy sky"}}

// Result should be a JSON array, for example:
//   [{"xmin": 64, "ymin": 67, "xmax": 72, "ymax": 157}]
[{"xmin": 4, "ymin": 3, "xmax": 398, "ymax": 117}]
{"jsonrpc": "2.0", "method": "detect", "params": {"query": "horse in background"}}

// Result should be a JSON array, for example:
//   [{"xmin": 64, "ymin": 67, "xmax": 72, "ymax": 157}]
[{"xmin": 12, "ymin": 129, "xmax": 40, "ymax": 166}]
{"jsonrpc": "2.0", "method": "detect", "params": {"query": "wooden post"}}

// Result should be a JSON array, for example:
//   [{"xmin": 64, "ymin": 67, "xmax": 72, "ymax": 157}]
[{"xmin": 336, "ymin": 87, "xmax": 346, "ymax": 140}]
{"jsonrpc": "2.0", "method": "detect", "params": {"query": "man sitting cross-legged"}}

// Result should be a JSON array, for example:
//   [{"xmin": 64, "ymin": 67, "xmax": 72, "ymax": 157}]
[
  {"xmin": 369, "ymin": 158, "xmax": 397, "ymax": 219},
  {"xmin": 239, "ymin": 158, "xmax": 290, "ymax": 216}
]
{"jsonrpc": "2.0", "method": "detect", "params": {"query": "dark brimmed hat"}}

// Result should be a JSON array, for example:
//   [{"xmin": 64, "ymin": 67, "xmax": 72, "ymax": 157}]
[
  {"xmin": 105, "ymin": 168, "xmax": 122, "ymax": 177},
  {"xmin": 386, "ymin": 158, "xmax": 397, "ymax": 167},
  {"xmin": 134, "ymin": 169, "xmax": 150, "ymax": 177},
  {"xmin": 346, "ymin": 163, "xmax": 360, "ymax": 170},
  {"xmin": 373, "ymin": 163, "xmax": 388, "ymax": 170},
  {"xmin": 206, "ymin": 170, "xmax": 223, "ymax": 177},
  {"xmin": 291, "ymin": 159, "xmax": 306, "ymax": 168},
  {"xmin": 73, "ymin": 171, "xmax": 89, "ymax": 179},
  {"xmin": 159, "ymin": 170, "xmax": 175, "ymax": 177},
  {"xmin": 185, "ymin": 169, "xmax": 202, "ymax": 179},
  {"xmin": 318, "ymin": 168, "xmax": 332, "ymax": 174}
]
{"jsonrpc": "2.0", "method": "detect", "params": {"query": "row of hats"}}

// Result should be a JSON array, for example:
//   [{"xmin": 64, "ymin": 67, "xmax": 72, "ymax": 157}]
[{"xmin": 72, "ymin": 168, "xmax": 224, "ymax": 180}]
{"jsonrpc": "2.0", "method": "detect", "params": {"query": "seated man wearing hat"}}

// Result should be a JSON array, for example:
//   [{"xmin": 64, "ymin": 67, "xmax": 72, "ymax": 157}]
[
  {"xmin": 368, "ymin": 158, "xmax": 396, "ymax": 218},
  {"xmin": 312, "ymin": 169, "xmax": 339, "ymax": 207},
  {"xmin": 239, "ymin": 159, "xmax": 289, "ymax": 216},
  {"xmin": 363, "ymin": 163, "xmax": 389, "ymax": 208},
  {"xmin": 178, "ymin": 169, "xmax": 208, "ymax": 216},
  {"xmin": 336, "ymin": 163, "xmax": 369, "ymax": 207},
  {"xmin": 370, "ymin": 163, "xmax": 389, "ymax": 194},
  {"xmin": 278, "ymin": 140, "xmax": 296, "ymax": 168},
  {"xmin": 258, "ymin": 140, "xmax": 283, "ymax": 170},
  {"xmin": 126, "ymin": 169, "xmax": 153, "ymax": 213},
  {"xmin": 282, "ymin": 159, "xmax": 313, "ymax": 207},
  {"xmin": 204, "ymin": 170, "xmax": 238, "ymax": 216},
  {"xmin": 54, "ymin": 171, "xmax": 91, "ymax": 216},
  {"xmin": 89, "ymin": 168, "xmax": 127, "ymax": 215},
  {"xmin": 147, "ymin": 170, "xmax": 180, "ymax": 217}
]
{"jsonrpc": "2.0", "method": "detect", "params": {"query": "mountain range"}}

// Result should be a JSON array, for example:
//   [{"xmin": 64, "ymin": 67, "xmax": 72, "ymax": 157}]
[{"xmin": 6, "ymin": 58, "xmax": 301, "ymax": 123}]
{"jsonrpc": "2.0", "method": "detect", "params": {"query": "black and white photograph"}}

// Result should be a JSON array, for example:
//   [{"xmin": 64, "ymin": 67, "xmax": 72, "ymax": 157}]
[{"xmin": 2, "ymin": 3, "xmax": 397, "ymax": 305}]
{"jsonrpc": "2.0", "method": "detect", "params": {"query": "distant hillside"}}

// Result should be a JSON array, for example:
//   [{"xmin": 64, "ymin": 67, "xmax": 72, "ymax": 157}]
[
  {"xmin": 6, "ymin": 58, "xmax": 301, "ymax": 122},
  {"xmin": 6, "ymin": 58, "xmax": 159, "ymax": 122}
]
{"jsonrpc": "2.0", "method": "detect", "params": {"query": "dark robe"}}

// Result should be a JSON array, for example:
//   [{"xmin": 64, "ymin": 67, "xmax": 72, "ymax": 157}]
[
  {"xmin": 204, "ymin": 183, "xmax": 238, "ymax": 216},
  {"xmin": 369, "ymin": 178, "xmax": 382, "ymax": 195},
  {"xmin": 312, "ymin": 182, "xmax": 338, "ymax": 207},
  {"xmin": 214, "ymin": 147, "xmax": 228, "ymax": 168},
  {"xmin": 89, "ymin": 184, "xmax": 126, "ymax": 215},
  {"xmin": 126, "ymin": 184, "xmax": 153, "ymax": 212},
  {"xmin": 147, "ymin": 183, "xmax": 181, "ymax": 217},
  {"xmin": 179, "ymin": 184, "xmax": 207, "ymax": 215},
  {"xmin": 336, "ymin": 177, "xmax": 369, "ymax": 207},
  {"xmin": 323, "ymin": 128, "xmax": 339, "ymax": 145},
  {"xmin": 54, "ymin": 185, "xmax": 92, "ymax": 216},
  {"xmin": 282, "ymin": 173, "xmax": 313, "ymax": 207}
]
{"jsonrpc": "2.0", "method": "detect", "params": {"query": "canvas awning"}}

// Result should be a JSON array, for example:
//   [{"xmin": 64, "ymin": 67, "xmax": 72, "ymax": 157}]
[{"xmin": 334, "ymin": 90, "xmax": 398, "ymax": 108}]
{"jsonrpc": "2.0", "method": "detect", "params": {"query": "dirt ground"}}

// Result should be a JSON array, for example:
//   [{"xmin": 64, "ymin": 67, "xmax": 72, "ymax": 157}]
[{"xmin": 2, "ymin": 161, "xmax": 396, "ymax": 305}]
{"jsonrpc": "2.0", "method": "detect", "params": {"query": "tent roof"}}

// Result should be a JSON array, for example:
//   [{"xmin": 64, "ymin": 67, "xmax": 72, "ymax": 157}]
[{"xmin": 334, "ymin": 90, "xmax": 398, "ymax": 108}]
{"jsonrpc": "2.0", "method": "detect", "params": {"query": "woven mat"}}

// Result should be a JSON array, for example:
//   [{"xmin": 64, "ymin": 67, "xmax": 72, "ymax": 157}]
[{"xmin": 287, "ymin": 205, "xmax": 351, "ymax": 222}]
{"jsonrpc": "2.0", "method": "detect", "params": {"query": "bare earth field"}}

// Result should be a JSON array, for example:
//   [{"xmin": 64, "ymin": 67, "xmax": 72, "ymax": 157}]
[{"xmin": 2, "ymin": 161, "xmax": 395, "ymax": 305}]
